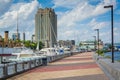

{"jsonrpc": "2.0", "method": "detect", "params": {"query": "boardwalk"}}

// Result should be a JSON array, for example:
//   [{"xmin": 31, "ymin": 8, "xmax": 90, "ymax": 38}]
[{"xmin": 7, "ymin": 52, "xmax": 109, "ymax": 80}]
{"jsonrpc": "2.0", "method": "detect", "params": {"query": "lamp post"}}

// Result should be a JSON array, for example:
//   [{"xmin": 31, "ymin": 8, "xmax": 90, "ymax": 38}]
[
  {"xmin": 104, "ymin": 5, "xmax": 114, "ymax": 63},
  {"xmin": 93, "ymin": 36, "xmax": 96, "ymax": 51},
  {"xmin": 95, "ymin": 29, "xmax": 99, "ymax": 56}
]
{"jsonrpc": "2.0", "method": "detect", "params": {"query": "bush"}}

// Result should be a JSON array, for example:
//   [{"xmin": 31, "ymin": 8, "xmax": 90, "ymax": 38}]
[
  {"xmin": 96, "ymin": 49, "xmax": 104, "ymax": 56},
  {"xmin": 105, "ymin": 56, "xmax": 111, "ymax": 59},
  {"xmin": 96, "ymin": 48, "xmax": 111, "ymax": 56}
]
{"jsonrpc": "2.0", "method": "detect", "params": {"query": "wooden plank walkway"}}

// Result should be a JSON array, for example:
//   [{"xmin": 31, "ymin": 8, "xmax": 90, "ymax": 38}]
[{"xmin": 7, "ymin": 52, "xmax": 109, "ymax": 80}]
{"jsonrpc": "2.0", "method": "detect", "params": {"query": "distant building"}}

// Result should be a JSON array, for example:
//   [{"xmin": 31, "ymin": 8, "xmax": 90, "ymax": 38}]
[
  {"xmin": 58, "ymin": 40, "xmax": 75, "ymax": 48},
  {"xmin": 80, "ymin": 41, "xmax": 95, "ymax": 50},
  {"xmin": 23, "ymin": 32, "xmax": 25, "ymax": 42},
  {"xmin": 79, "ymin": 40, "xmax": 103, "ymax": 50},
  {"xmin": 12, "ymin": 33, "xmax": 20, "ymax": 41},
  {"xmin": 4, "ymin": 31, "xmax": 9, "ymax": 43},
  {"xmin": 71, "ymin": 40, "xmax": 75, "ymax": 45},
  {"xmin": 0, "ymin": 31, "xmax": 22, "ymax": 48},
  {"xmin": 0, "ymin": 35, "xmax": 2, "ymax": 41},
  {"xmin": 35, "ymin": 8, "xmax": 57, "ymax": 47},
  {"xmin": 32, "ymin": 35, "xmax": 35, "ymax": 42}
]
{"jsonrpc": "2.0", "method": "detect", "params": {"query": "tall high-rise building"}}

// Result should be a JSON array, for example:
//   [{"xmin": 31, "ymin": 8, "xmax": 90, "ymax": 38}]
[
  {"xmin": 35, "ymin": 8, "xmax": 57, "ymax": 47},
  {"xmin": 12, "ymin": 33, "xmax": 20, "ymax": 41},
  {"xmin": 23, "ymin": 32, "xmax": 25, "ymax": 42}
]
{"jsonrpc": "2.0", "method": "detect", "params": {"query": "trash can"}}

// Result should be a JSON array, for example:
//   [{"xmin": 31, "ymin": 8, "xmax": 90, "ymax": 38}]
[{"xmin": 42, "ymin": 57, "xmax": 47, "ymax": 66}]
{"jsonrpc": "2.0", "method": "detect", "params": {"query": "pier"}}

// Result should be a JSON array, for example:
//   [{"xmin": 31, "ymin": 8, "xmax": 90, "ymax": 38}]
[{"xmin": 1, "ymin": 52, "xmax": 109, "ymax": 80}]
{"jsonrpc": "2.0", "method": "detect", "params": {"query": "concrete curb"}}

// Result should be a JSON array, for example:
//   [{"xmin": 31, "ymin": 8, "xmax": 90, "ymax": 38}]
[
  {"xmin": 93, "ymin": 53, "xmax": 120, "ymax": 80},
  {"xmin": 99, "ymin": 59, "xmax": 120, "ymax": 80}
]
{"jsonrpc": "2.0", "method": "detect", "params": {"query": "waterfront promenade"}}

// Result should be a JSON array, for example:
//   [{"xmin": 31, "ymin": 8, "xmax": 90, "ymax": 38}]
[{"xmin": 7, "ymin": 52, "xmax": 109, "ymax": 80}]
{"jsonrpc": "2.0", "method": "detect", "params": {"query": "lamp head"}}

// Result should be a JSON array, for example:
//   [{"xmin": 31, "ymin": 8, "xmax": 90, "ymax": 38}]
[
  {"xmin": 104, "ymin": 5, "xmax": 113, "ymax": 8},
  {"xmin": 94, "ymin": 29, "xmax": 99, "ymax": 31}
]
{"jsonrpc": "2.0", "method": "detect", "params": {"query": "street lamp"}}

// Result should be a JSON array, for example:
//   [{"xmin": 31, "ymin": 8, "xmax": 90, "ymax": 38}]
[
  {"xmin": 104, "ymin": 5, "xmax": 114, "ymax": 63},
  {"xmin": 93, "ymin": 36, "xmax": 96, "ymax": 51},
  {"xmin": 95, "ymin": 29, "xmax": 99, "ymax": 56}
]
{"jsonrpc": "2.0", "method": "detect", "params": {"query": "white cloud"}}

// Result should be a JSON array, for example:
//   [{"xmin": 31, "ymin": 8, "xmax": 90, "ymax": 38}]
[
  {"xmin": 53, "ymin": 0, "xmax": 116, "ymax": 9},
  {"xmin": 57, "ymin": 1, "xmax": 110, "ymax": 28},
  {"xmin": 103, "ymin": 0, "xmax": 116, "ymax": 5},
  {"xmin": 52, "ymin": 0, "xmax": 85, "ymax": 9},
  {"xmin": 89, "ymin": 19, "xmax": 109, "ymax": 29},
  {"xmin": 0, "ymin": 0, "xmax": 118, "ymax": 43},
  {"xmin": 0, "ymin": 0, "xmax": 12, "ymax": 16},
  {"xmin": 56, "ymin": 0, "xmax": 118, "ymax": 43},
  {"xmin": 0, "ymin": 0, "xmax": 40, "ymax": 40}
]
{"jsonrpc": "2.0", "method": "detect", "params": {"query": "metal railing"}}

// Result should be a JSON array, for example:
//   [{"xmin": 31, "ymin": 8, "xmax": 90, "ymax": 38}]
[{"xmin": 0, "ymin": 52, "xmax": 79, "ymax": 79}]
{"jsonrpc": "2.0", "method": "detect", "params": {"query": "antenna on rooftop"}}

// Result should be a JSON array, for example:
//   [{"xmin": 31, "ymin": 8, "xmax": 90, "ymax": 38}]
[{"xmin": 16, "ymin": 11, "xmax": 19, "ymax": 40}]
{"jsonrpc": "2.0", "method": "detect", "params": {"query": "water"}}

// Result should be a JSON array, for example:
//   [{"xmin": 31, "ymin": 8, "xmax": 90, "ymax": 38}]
[{"xmin": 104, "ymin": 51, "xmax": 120, "ymax": 61}]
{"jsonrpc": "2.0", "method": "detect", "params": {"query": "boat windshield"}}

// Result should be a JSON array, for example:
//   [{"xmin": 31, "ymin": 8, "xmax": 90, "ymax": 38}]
[{"xmin": 19, "ymin": 54, "xmax": 35, "ymax": 58}]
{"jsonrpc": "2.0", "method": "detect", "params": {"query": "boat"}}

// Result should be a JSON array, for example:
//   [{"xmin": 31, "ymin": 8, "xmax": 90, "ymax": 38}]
[
  {"xmin": 36, "ymin": 48, "xmax": 58, "ymax": 56},
  {"xmin": 9, "ymin": 47, "xmax": 44, "ymax": 62}
]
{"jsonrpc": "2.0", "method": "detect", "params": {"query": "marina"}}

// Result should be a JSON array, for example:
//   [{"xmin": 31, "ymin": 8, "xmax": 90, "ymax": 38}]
[
  {"xmin": 6, "ymin": 52, "xmax": 109, "ymax": 80},
  {"xmin": 0, "ymin": 50, "xmax": 76, "ymax": 79},
  {"xmin": 0, "ymin": 0, "xmax": 120, "ymax": 80}
]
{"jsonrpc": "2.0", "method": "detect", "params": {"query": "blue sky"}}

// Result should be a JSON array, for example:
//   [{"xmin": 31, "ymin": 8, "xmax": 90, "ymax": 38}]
[{"xmin": 0, "ymin": 0, "xmax": 120, "ymax": 44}]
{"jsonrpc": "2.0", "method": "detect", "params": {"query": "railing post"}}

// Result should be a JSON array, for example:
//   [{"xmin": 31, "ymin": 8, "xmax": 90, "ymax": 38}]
[
  {"xmin": 22, "ymin": 61, "xmax": 24, "ymax": 71},
  {"xmin": 15, "ymin": 62, "xmax": 17, "ymax": 73},
  {"xmin": 29, "ymin": 60, "xmax": 31, "ymax": 69},
  {"xmin": 42, "ymin": 57, "xmax": 47, "ymax": 66},
  {"xmin": 3, "ymin": 64, "xmax": 8, "ymax": 77}
]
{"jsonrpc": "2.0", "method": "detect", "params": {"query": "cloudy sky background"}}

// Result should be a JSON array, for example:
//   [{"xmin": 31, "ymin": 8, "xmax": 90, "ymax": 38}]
[{"xmin": 0, "ymin": 0, "xmax": 120, "ymax": 44}]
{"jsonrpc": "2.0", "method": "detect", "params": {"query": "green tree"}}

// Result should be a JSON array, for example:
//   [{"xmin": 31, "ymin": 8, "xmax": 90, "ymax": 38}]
[
  {"xmin": 30, "ymin": 42, "xmax": 37, "ymax": 50},
  {"xmin": 24, "ymin": 40, "xmax": 44, "ymax": 50},
  {"xmin": 24, "ymin": 40, "xmax": 31, "ymax": 48},
  {"xmin": 36, "ymin": 41, "xmax": 44, "ymax": 50},
  {"xmin": 108, "ymin": 44, "xmax": 112, "ymax": 50},
  {"xmin": 79, "ymin": 42, "xmax": 83, "ymax": 47},
  {"xmin": 96, "ymin": 49, "xmax": 104, "ymax": 56}
]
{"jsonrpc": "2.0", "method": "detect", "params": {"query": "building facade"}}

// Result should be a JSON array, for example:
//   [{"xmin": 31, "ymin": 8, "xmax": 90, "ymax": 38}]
[
  {"xmin": 35, "ymin": 8, "xmax": 57, "ymax": 47},
  {"xmin": 12, "ymin": 33, "xmax": 20, "ymax": 41},
  {"xmin": 58, "ymin": 40, "xmax": 75, "ymax": 48},
  {"xmin": 0, "ymin": 31, "xmax": 22, "ymax": 48},
  {"xmin": 32, "ymin": 34, "xmax": 35, "ymax": 42},
  {"xmin": 23, "ymin": 32, "xmax": 25, "ymax": 42}
]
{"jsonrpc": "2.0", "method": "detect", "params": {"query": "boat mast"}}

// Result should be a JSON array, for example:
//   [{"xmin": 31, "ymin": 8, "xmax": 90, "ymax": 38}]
[
  {"xmin": 49, "ymin": 14, "xmax": 57, "ymax": 47},
  {"xmin": 16, "ymin": 11, "xmax": 19, "ymax": 40}
]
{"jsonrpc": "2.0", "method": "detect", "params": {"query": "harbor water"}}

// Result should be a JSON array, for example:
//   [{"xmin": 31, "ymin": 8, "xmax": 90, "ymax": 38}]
[{"xmin": 104, "ymin": 51, "xmax": 120, "ymax": 61}]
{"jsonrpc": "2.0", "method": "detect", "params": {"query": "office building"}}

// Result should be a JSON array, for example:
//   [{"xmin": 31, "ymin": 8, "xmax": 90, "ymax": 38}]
[
  {"xmin": 23, "ymin": 32, "xmax": 25, "ymax": 43},
  {"xmin": 35, "ymin": 8, "xmax": 57, "ymax": 47},
  {"xmin": 12, "ymin": 33, "xmax": 20, "ymax": 41},
  {"xmin": 58, "ymin": 40, "xmax": 75, "ymax": 48}
]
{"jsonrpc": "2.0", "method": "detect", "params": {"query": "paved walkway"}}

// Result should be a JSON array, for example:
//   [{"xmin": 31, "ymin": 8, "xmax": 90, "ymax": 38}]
[{"xmin": 7, "ymin": 52, "xmax": 109, "ymax": 80}]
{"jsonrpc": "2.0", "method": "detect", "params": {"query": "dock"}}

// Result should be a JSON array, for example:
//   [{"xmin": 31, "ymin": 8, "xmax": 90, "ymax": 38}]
[{"xmin": 6, "ymin": 52, "xmax": 109, "ymax": 80}]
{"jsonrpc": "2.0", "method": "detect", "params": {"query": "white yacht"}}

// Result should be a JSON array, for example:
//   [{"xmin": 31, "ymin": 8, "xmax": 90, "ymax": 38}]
[
  {"xmin": 36, "ymin": 47, "xmax": 64, "ymax": 56},
  {"xmin": 9, "ymin": 47, "xmax": 43, "ymax": 61}
]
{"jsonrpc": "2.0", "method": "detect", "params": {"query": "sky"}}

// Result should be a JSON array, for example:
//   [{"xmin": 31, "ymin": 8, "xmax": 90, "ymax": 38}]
[{"xmin": 0, "ymin": 0, "xmax": 120, "ymax": 44}]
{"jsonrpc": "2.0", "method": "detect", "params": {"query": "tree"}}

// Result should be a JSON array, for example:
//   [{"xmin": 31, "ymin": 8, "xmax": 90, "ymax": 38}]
[
  {"xmin": 36, "ymin": 41, "xmax": 44, "ymax": 50},
  {"xmin": 24, "ymin": 40, "xmax": 44, "ymax": 50},
  {"xmin": 108, "ymin": 44, "xmax": 112, "ymax": 50},
  {"xmin": 24, "ymin": 40, "xmax": 31, "ymax": 48},
  {"xmin": 79, "ymin": 42, "xmax": 83, "ymax": 47}
]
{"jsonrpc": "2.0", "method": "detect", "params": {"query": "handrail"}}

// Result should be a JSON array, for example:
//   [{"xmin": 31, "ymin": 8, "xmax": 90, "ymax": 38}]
[{"xmin": 0, "ymin": 52, "xmax": 79, "ymax": 79}]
